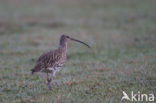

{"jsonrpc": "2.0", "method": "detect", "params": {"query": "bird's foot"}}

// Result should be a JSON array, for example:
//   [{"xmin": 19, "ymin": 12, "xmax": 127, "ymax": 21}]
[
  {"xmin": 48, "ymin": 84, "xmax": 51, "ymax": 90},
  {"xmin": 47, "ymin": 79, "xmax": 51, "ymax": 83},
  {"xmin": 47, "ymin": 78, "xmax": 52, "ymax": 90}
]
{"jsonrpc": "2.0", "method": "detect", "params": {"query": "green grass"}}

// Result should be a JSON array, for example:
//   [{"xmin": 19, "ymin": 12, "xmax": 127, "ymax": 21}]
[{"xmin": 0, "ymin": 0, "xmax": 156, "ymax": 102}]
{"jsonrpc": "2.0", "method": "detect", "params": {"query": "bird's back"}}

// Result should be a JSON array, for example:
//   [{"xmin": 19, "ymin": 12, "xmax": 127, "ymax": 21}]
[{"xmin": 31, "ymin": 47, "xmax": 66, "ymax": 74}]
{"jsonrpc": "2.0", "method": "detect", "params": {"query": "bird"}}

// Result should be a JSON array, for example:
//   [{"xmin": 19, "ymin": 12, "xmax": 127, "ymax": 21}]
[{"xmin": 31, "ymin": 34, "xmax": 90, "ymax": 90}]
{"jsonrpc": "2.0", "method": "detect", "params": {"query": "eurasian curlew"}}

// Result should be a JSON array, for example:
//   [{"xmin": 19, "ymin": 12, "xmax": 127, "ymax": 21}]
[{"xmin": 31, "ymin": 34, "xmax": 90, "ymax": 90}]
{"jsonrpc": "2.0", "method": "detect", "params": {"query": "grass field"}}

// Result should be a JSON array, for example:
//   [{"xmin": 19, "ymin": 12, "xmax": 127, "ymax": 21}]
[{"xmin": 0, "ymin": 0, "xmax": 156, "ymax": 102}]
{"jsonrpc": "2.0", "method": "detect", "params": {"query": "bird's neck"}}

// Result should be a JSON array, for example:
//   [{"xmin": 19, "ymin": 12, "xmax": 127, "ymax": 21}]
[
  {"xmin": 59, "ymin": 36, "xmax": 68, "ymax": 55},
  {"xmin": 58, "ymin": 45, "xmax": 67, "ymax": 58},
  {"xmin": 59, "ymin": 41, "xmax": 67, "ymax": 53},
  {"xmin": 59, "ymin": 43, "xmax": 67, "ymax": 50}
]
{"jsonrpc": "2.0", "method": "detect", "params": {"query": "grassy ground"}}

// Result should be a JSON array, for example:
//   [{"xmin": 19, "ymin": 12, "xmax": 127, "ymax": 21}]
[{"xmin": 0, "ymin": 0, "xmax": 156, "ymax": 102}]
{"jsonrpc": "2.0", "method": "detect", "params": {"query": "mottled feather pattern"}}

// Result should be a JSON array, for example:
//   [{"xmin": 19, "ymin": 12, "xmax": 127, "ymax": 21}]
[
  {"xmin": 32, "ymin": 47, "xmax": 66, "ymax": 74},
  {"xmin": 31, "ymin": 35, "xmax": 90, "ymax": 90}
]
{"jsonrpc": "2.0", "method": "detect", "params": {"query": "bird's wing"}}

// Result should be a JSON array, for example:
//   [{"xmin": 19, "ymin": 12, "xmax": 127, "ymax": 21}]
[{"xmin": 31, "ymin": 49, "xmax": 62, "ymax": 73}]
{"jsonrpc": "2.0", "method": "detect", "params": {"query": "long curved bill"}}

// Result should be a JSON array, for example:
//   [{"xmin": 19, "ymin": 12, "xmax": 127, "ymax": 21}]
[{"xmin": 69, "ymin": 37, "xmax": 90, "ymax": 48}]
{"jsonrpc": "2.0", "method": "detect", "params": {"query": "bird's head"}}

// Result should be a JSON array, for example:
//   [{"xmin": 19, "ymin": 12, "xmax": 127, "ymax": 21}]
[{"xmin": 60, "ymin": 34, "xmax": 90, "ymax": 48}]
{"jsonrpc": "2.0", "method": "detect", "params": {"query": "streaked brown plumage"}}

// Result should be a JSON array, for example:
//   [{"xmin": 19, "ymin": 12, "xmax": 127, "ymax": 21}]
[{"xmin": 31, "ymin": 34, "xmax": 90, "ymax": 90}]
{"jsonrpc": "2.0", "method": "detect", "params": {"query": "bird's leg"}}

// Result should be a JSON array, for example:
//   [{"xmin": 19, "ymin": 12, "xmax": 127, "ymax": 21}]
[
  {"xmin": 52, "ymin": 71, "xmax": 59, "ymax": 85},
  {"xmin": 53, "ymin": 71, "xmax": 56, "ymax": 78},
  {"xmin": 47, "ymin": 72, "xmax": 52, "ymax": 90}
]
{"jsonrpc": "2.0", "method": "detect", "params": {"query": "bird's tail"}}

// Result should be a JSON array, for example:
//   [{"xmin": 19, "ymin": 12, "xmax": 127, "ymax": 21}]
[
  {"xmin": 31, "ymin": 69, "xmax": 35, "ymax": 75},
  {"xmin": 31, "ymin": 64, "xmax": 42, "ymax": 75}
]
